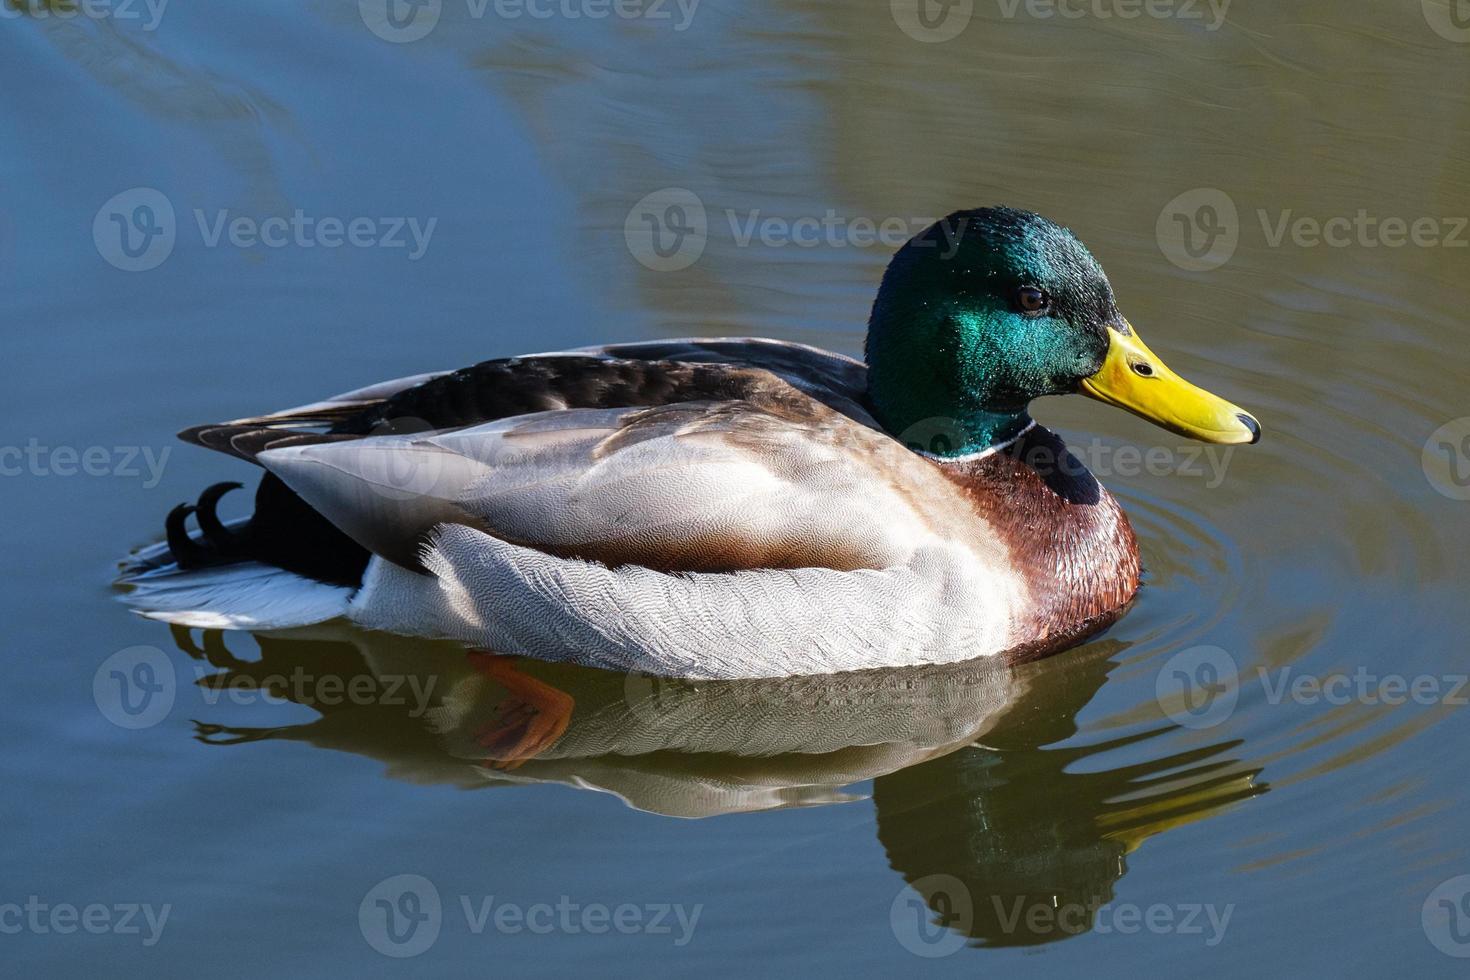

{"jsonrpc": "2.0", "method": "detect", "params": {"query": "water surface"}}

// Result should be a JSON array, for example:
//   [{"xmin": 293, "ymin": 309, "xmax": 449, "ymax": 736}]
[{"xmin": 4, "ymin": 1, "xmax": 1470, "ymax": 974}]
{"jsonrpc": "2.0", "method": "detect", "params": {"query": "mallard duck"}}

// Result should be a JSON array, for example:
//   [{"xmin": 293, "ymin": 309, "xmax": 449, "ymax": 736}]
[{"xmin": 118, "ymin": 207, "xmax": 1258, "ymax": 679}]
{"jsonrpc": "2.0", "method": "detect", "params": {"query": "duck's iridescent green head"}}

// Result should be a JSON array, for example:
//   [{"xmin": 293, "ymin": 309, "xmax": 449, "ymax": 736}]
[{"xmin": 864, "ymin": 207, "xmax": 1260, "ymax": 458}]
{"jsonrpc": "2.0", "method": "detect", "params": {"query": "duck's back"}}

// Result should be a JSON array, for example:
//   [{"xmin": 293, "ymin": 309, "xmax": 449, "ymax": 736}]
[{"xmin": 157, "ymin": 338, "xmax": 878, "ymax": 585}]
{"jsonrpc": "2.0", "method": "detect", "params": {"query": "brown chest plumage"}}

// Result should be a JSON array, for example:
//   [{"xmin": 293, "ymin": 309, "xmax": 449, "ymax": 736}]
[{"xmin": 944, "ymin": 425, "xmax": 1142, "ymax": 665}]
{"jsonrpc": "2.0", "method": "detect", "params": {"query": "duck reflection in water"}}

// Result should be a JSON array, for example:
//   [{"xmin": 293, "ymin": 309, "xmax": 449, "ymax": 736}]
[
  {"xmin": 173, "ymin": 626, "xmax": 1265, "ymax": 945},
  {"xmin": 876, "ymin": 646, "xmax": 1265, "ymax": 947}
]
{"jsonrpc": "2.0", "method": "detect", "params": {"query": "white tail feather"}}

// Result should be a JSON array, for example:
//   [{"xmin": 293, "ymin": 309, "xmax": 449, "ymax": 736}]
[{"xmin": 117, "ymin": 561, "xmax": 352, "ymax": 630}]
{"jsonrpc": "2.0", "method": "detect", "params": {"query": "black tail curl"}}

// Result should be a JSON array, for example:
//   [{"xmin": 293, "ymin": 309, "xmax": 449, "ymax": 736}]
[
  {"xmin": 165, "ymin": 482, "xmax": 247, "ymax": 568},
  {"xmin": 161, "ymin": 474, "xmax": 371, "ymax": 587}
]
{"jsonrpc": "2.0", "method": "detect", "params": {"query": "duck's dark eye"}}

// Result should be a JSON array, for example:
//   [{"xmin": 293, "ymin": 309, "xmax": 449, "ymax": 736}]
[{"xmin": 1017, "ymin": 287, "xmax": 1049, "ymax": 315}]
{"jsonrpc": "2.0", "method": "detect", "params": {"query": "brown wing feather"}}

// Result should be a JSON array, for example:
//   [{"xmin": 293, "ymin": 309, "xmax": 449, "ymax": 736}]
[
  {"xmin": 167, "ymin": 340, "xmax": 884, "ymax": 582},
  {"xmin": 175, "ymin": 341, "xmax": 873, "ymax": 467}
]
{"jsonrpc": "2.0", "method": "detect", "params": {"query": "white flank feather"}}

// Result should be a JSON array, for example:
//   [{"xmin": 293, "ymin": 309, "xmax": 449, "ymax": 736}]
[{"xmin": 344, "ymin": 526, "xmax": 1027, "ymax": 680}]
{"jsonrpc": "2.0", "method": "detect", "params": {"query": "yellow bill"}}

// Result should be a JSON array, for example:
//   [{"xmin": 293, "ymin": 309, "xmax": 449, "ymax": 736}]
[{"xmin": 1080, "ymin": 323, "xmax": 1261, "ymax": 445}]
